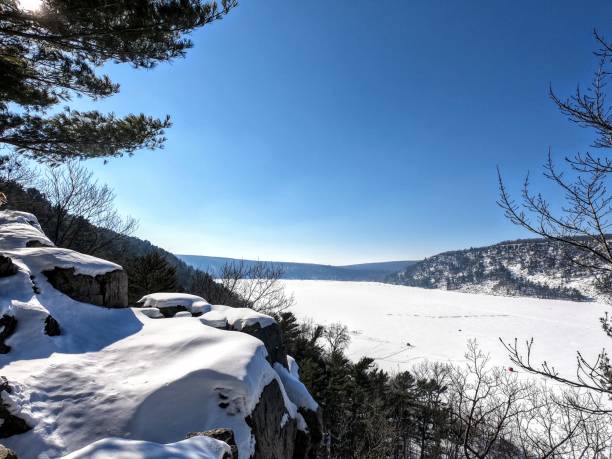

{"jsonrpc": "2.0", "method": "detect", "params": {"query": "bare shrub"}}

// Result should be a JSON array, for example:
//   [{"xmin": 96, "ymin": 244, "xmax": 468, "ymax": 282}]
[
  {"xmin": 39, "ymin": 161, "xmax": 137, "ymax": 254},
  {"xmin": 214, "ymin": 260, "xmax": 294, "ymax": 315}
]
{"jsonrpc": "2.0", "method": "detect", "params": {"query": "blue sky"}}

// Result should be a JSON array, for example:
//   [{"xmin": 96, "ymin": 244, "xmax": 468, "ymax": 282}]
[{"xmin": 84, "ymin": 1, "xmax": 611, "ymax": 264}]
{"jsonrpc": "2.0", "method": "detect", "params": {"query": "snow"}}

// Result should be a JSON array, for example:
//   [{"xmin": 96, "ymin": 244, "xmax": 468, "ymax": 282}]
[
  {"xmin": 199, "ymin": 310, "xmax": 229, "ymax": 328},
  {"xmin": 0, "ymin": 211, "xmax": 308, "ymax": 459},
  {"xmin": 137, "ymin": 293, "xmax": 212, "ymax": 314},
  {"xmin": 139, "ymin": 307, "xmax": 163, "ymax": 319},
  {"xmin": 0, "ymin": 211, "xmax": 121, "ymax": 278},
  {"xmin": 62, "ymin": 436, "xmax": 231, "ymax": 459},
  {"xmin": 0, "ymin": 222, "xmax": 52, "ymax": 249},
  {"xmin": 0, "ymin": 302, "xmax": 292, "ymax": 458},
  {"xmin": 287, "ymin": 355, "xmax": 300, "ymax": 378},
  {"xmin": 282, "ymin": 280, "xmax": 611, "ymax": 379},
  {"xmin": 0, "ymin": 210, "xmax": 43, "ymax": 231},
  {"xmin": 200, "ymin": 305, "xmax": 276, "ymax": 331},
  {"xmin": 174, "ymin": 311, "xmax": 193, "ymax": 318},
  {"xmin": 7, "ymin": 247, "xmax": 123, "ymax": 277},
  {"xmin": 274, "ymin": 362, "xmax": 319, "ymax": 412}
]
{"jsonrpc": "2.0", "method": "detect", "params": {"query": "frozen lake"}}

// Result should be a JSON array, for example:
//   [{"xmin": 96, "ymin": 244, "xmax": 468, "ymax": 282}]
[{"xmin": 283, "ymin": 280, "xmax": 611, "ymax": 377}]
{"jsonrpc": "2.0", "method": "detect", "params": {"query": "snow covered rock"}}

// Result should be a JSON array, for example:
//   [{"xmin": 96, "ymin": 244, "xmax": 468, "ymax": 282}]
[
  {"xmin": 137, "ymin": 293, "xmax": 211, "ymax": 317},
  {"xmin": 241, "ymin": 321, "xmax": 288, "ymax": 369},
  {"xmin": 62, "ymin": 436, "xmax": 232, "ymax": 459},
  {"xmin": 275, "ymin": 358, "xmax": 323, "ymax": 457},
  {"xmin": 137, "ymin": 295, "xmax": 289, "ymax": 368},
  {"xmin": 0, "ymin": 211, "xmax": 321, "ymax": 459},
  {"xmin": 0, "ymin": 377, "xmax": 31, "ymax": 438},
  {"xmin": 139, "ymin": 307, "xmax": 163, "ymax": 319},
  {"xmin": 43, "ymin": 266, "xmax": 128, "ymax": 308},
  {"xmin": 0, "ymin": 210, "xmax": 128, "ymax": 308},
  {"xmin": 200, "ymin": 305, "xmax": 275, "ymax": 331},
  {"xmin": 0, "ymin": 211, "xmax": 52, "ymax": 250},
  {"xmin": 246, "ymin": 379, "xmax": 299, "ymax": 458},
  {"xmin": 187, "ymin": 428, "xmax": 238, "ymax": 459},
  {"xmin": 174, "ymin": 311, "xmax": 193, "ymax": 318},
  {"xmin": 200, "ymin": 305, "xmax": 288, "ymax": 368}
]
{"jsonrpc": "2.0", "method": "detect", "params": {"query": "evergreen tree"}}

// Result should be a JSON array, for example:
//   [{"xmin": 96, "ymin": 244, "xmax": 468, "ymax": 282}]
[
  {"xmin": 0, "ymin": 0, "xmax": 236, "ymax": 163},
  {"xmin": 127, "ymin": 251, "xmax": 179, "ymax": 303}
]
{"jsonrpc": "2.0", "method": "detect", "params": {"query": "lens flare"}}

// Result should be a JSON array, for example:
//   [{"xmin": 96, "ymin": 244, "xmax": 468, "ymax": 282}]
[{"xmin": 18, "ymin": 0, "xmax": 42, "ymax": 11}]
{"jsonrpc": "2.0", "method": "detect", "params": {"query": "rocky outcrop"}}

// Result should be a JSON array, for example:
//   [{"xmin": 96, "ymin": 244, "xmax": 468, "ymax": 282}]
[
  {"xmin": 186, "ymin": 428, "xmax": 237, "ymax": 459},
  {"xmin": 0, "ymin": 378, "xmax": 30, "ymax": 438},
  {"xmin": 239, "ymin": 322, "xmax": 288, "ymax": 369},
  {"xmin": 0, "ymin": 256, "xmax": 17, "ymax": 278},
  {"xmin": 43, "ymin": 267, "xmax": 128, "ymax": 308},
  {"xmin": 157, "ymin": 305, "xmax": 189, "ymax": 318},
  {"xmin": 44, "ymin": 315, "xmax": 61, "ymax": 336},
  {"xmin": 0, "ymin": 316, "xmax": 16, "ymax": 354},
  {"xmin": 0, "ymin": 445, "xmax": 18, "ymax": 459},
  {"xmin": 246, "ymin": 379, "xmax": 298, "ymax": 459}
]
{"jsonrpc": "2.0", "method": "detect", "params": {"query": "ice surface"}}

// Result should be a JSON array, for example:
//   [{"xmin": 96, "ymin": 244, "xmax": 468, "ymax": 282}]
[{"xmin": 283, "ymin": 280, "xmax": 611, "ymax": 380}]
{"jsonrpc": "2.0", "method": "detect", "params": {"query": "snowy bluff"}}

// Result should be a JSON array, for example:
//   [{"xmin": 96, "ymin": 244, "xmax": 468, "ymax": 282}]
[{"xmin": 0, "ymin": 210, "xmax": 322, "ymax": 458}]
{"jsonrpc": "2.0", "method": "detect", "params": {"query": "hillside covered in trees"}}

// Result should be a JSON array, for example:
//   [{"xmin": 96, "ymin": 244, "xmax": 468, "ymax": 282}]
[{"xmin": 386, "ymin": 238, "xmax": 601, "ymax": 301}]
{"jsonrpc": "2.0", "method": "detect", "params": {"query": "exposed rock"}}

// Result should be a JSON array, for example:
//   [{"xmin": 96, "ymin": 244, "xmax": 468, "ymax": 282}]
[
  {"xmin": 0, "ymin": 255, "xmax": 17, "ymax": 278},
  {"xmin": 0, "ymin": 377, "xmax": 31, "ymax": 438},
  {"xmin": 43, "ymin": 267, "xmax": 128, "ymax": 308},
  {"xmin": 44, "ymin": 315, "xmax": 61, "ymax": 336},
  {"xmin": 157, "ymin": 305, "xmax": 188, "ymax": 318},
  {"xmin": 0, "ymin": 315, "xmax": 16, "ymax": 354},
  {"xmin": 295, "ymin": 429, "xmax": 312, "ymax": 459},
  {"xmin": 246, "ymin": 379, "xmax": 298, "ymax": 459},
  {"xmin": 25, "ymin": 240, "xmax": 47, "ymax": 248},
  {"xmin": 0, "ymin": 445, "xmax": 18, "ymax": 459},
  {"xmin": 241, "ymin": 322, "xmax": 288, "ymax": 368},
  {"xmin": 298, "ymin": 407, "xmax": 323, "ymax": 459},
  {"xmin": 186, "ymin": 428, "xmax": 237, "ymax": 459}
]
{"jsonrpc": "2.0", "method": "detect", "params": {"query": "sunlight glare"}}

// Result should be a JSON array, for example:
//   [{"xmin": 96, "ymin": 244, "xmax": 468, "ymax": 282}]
[{"xmin": 18, "ymin": 0, "xmax": 42, "ymax": 12}]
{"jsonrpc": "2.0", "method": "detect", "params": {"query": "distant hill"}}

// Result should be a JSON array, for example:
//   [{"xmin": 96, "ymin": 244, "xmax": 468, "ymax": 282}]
[
  {"xmin": 386, "ymin": 238, "xmax": 603, "ymax": 301},
  {"xmin": 177, "ymin": 254, "xmax": 417, "ymax": 281}
]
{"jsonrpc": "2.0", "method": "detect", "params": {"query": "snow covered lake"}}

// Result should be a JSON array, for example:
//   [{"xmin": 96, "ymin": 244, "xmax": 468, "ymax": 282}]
[{"xmin": 282, "ymin": 280, "xmax": 611, "ymax": 377}]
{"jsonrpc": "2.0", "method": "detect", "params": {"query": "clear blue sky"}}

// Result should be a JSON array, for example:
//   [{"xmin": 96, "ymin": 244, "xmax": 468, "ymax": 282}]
[{"xmin": 83, "ymin": 1, "xmax": 611, "ymax": 265}]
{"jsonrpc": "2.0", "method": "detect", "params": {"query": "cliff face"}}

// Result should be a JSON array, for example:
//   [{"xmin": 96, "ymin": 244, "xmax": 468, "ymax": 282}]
[
  {"xmin": 0, "ymin": 210, "xmax": 321, "ymax": 459},
  {"xmin": 388, "ymin": 239, "xmax": 601, "ymax": 301}
]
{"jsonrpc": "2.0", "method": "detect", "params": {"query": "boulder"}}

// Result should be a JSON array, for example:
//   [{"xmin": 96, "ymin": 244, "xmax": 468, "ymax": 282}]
[
  {"xmin": 245, "ymin": 379, "xmax": 298, "ymax": 459},
  {"xmin": 0, "ymin": 377, "xmax": 31, "ymax": 438},
  {"xmin": 186, "ymin": 428, "xmax": 237, "ymax": 459},
  {"xmin": 0, "ymin": 315, "xmax": 16, "ymax": 354},
  {"xmin": 43, "ymin": 267, "xmax": 128, "ymax": 308},
  {"xmin": 241, "ymin": 322, "xmax": 288, "ymax": 369},
  {"xmin": 0, "ymin": 256, "xmax": 17, "ymax": 278},
  {"xmin": 0, "ymin": 445, "xmax": 18, "ymax": 459}
]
